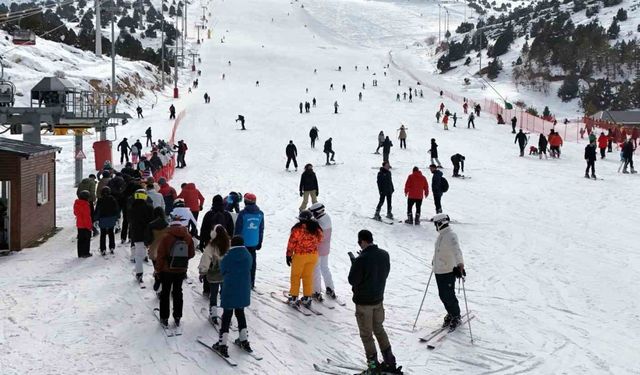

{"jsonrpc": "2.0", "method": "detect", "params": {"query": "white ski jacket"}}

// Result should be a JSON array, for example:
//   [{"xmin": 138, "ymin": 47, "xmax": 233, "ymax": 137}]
[
  {"xmin": 315, "ymin": 213, "xmax": 332, "ymax": 257},
  {"xmin": 432, "ymin": 226, "xmax": 464, "ymax": 274}
]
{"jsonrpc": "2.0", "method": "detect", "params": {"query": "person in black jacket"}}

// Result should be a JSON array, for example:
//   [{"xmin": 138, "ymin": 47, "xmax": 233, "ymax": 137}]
[
  {"xmin": 285, "ymin": 140, "xmax": 298, "ymax": 171},
  {"xmin": 348, "ymin": 230, "xmax": 402, "ymax": 375},
  {"xmin": 622, "ymin": 139, "xmax": 636, "ymax": 174},
  {"xmin": 129, "ymin": 189, "xmax": 154, "ymax": 283},
  {"xmin": 450, "ymin": 154, "xmax": 465, "ymax": 177},
  {"xmin": 94, "ymin": 187, "xmax": 120, "ymax": 255},
  {"xmin": 324, "ymin": 138, "xmax": 335, "ymax": 164},
  {"xmin": 199, "ymin": 195, "xmax": 235, "ymax": 250},
  {"xmin": 511, "ymin": 116, "xmax": 517, "ymax": 134},
  {"xmin": 429, "ymin": 164, "xmax": 445, "ymax": 214},
  {"xmin": 374, "ymin": 162, "xmax": 394, "ymax": 220},
  {"xmin": 145, "ymin": 207, "xmax": 168, "ymax": 292},
  {"xmin": 149, "ymin": 152, "xmax": 163, "ymax": 174},
  {"xmin": 117, "ymin": 138, "xmax": 131, "ymax": 164},
  {"xmin": 299, "ymin": 164, "xmax": 319, "ymax": 211},
  {"xmin": 145, "ymin": 127, "xmax": 152, "ymax": 146},
  {"xmin": 381, "ymin": 136, "xmax": 393, "ymax": 165},
  {"xmin": 309, "ymin": 126, "xmax": 319, "ymax": 148},
  {"xmin": 120, "ymin": 178, "xmax": 143, "ymax": 243},
  {"xmin": 428, "ymin": 139, "xmax": 442, "ymax": 167},
  {"xmin": 514, "ymin": 129, "xmax": 528, "ymax": 157},
  {"xmin": 538, "ymin": 134, "xmax": 548, "ymax": 159},
  {"xmin": 584, "ymin": 141, "xmax": 597, "ymax": 179},
  {"xmin": 169, "ymin": 104, "xmax": 176, "ymax": 119}
]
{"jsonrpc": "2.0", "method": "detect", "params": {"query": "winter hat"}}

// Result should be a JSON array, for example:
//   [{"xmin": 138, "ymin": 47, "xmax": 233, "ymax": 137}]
[
  {"xmin": 212, "ymin": 194, "xmax": 223, "ymax": 206},
  {"xmin": 298, "ymin": 210, "xmax": 313, "ymax": 221},
  {"xmin": 158, "ymin": 177, "xmax": 167, "ymax": 186},
  {"xmin": 78, "ymin": 190, "xmax": 90, "ymax": 200},
  {"xmin": 134, "ymin": 189, "xmax": 148, "ymax": 201},
  {"xmin": 244, "ymin": 193, "xmax": 256, "ymax": 204},
  {"xmin": 309, "ymin": 202, "xmax": 325, "ymax": 218},
  {"xmin": 102, "ymin": 171, "xmax": 111, "ymax": 178}
]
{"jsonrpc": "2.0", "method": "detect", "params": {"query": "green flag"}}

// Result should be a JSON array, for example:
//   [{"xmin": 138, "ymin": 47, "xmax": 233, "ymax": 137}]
[{"xmin": 504, "ymin": 101, "xmax": 513, "ymax": 110}]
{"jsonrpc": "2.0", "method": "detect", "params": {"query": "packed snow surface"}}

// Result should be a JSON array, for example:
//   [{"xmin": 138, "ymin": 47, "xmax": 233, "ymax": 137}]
[{"xmin": 1, "ymin": 0, "xmax": 639, "ymax": 374}]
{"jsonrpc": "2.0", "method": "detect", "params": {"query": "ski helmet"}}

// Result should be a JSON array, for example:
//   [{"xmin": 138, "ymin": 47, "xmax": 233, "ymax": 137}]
[
  {"xmin": 432, "ymin": 213, "xmax": 450, "ymax": 231},
  {"xmin": 134, "ymin": 189, "xmax": 148, "ymax": 201},
  {"xmin": 244, "ymin": 193, "xmax": 256, "ymax": 204},
  {"xmin": 173, "ymin": 198, "xmax": 186, "ymax": 207},
  {"xmin": 298, "ymin": 210, "xmax": 313, "ymax": 221},
  {"xmin": 309, "ymin": 202, "xmax": 325, "ymax": 218}
]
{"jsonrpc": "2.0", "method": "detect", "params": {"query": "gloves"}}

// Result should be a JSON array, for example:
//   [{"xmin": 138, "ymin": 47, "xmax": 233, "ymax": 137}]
[
  {"xmin": 316, "ymin": 191, "xmax": 319, "ymax": 197},
  {"xmin": 286, "ymin": 256, "xmax": 292, "ymax": 267},
  {"xmin": 199, "ymin": 274, "xmax": 206, "ymax": 283},
  {"xmin": 299, "ymin": 192, "xmax": 303, "ymax": 197},
  {"xmin": 453, "ymin": 265, "xmax": 467, "ymax": 279}
]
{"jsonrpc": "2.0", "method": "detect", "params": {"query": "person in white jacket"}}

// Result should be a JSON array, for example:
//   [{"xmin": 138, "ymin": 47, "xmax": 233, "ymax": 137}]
[
  {"xmin": 310, "ymin": 203, "xmax": 336, "ymax": 301},
  {"xmin": 146, "ymin": 184, "xmax": 165, "ymax": 210},
  {"xmin": 198, "ymin": 224, "xmax": 229, "ymax": 325},
  {"xmin": 431, "ymin": 213, "xmax": 465, "ymax": 330},
  {"xmin": 170, "ymin": 198, "xmax": 199, "ymax": 245}
]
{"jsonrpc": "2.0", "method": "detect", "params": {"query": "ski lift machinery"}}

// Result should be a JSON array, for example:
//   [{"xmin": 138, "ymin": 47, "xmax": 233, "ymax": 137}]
[{"xmin": 0, "ymin": 60, "xmax": 15, "ymax": 107}]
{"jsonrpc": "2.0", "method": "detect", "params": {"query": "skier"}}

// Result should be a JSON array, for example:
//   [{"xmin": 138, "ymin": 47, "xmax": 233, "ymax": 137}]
[
  {"xmin": 175, "ymin": 140, "xmax": 188, "ymax": 168},
  {"xmin": 548, "ymin": 130, "xmax": 563, "ymax": 158},
  {"xmin": 584, "ymin": 141, "xmax": 597, "ymax": 179},
  {"xmin": 146, "ymin": 183, "xmax": 165, "ymax": 210},
  {"xmin": 154, "ymin": 213, "xmax": 196, "ymax": 329},
  {"xmin": 474, "ymin": 103, "xmax": 481, "ymax": 116},
  {"xmin": 169, "ymin": 104, "xmax": 176, "ymax": 120},
  {"xmin": 382, "ymin": 136, "xmax": 393, "ymax": 165},
  {"xmin": 130, "ymin": 143, "xmax": 140, "ymax": 165},
  {"xmin": 145, "ymin": 127, "xmax": 152, "ymax": 147},
  {"xmin": 310, "ymin": 203, "xmax": 336, "ymax": 301},
  {"xmin": 299, "ymin": 164, "xmax": 319, "ymax": 211},
  {"xmin": 234, "ymin": 193, "xmax": 264, "ymax": 289},
  {"xmin": 622, "ymin": 139, "xmax": 636, "ymax": 174},
  {"xmin": 452, "ymin": 113, "xmax": 457, "ymax": 127},
  {"xmin": 359, "ymin": 92, "xmax": 363, "ymax": 101},
  {"xmin": 442, "ymin": 114, "xmax": 449, "ymax": 130},
  {"xmin": 538, "ymin": 134, "xmax": 548, "ymax": 159},
  {"xmin": 467, "ymin": 112, "xmax": 475, "ymax": 129},
  {"xmin": 309, "ymin": 126, "xmax": 319, "ymax": 148},
  {"xmin": 511, "ymin": 116, "xmax": 517, "ymax": 134},
  {"xmin": 497, "ymin": 114, "xmax": 505, "ymax": 124},
  {"xmin": 404, "ymin": 167, "xmax": 428, "ymax": 225},
  {"xmin": 450, "ymin": 154, "xmax": 465, "ymax": 177},
  {"xmin": 299, "ymin": 102, "xmax": 303, "ymax": 114},
  {"xmin": 431, "ymin": 213, "xmax": 465, "ymax": 330},
  {"xmin": 348, "ymin": 230, "xmax": 403, "ymax": 375},
  {"xmin": 170, "ymin": 198, "xmax": 198, "ymax": 235},
  {"xmin": 204, "ymin": 93, "xmax": 210, "ymax": 103},
  {"xmin": 305, "ymin": 101, "xmax": 310, "ymax": 113},
  {"xmin": 375, "ymin": 131, "xmax": 385, "ymax": 154},
  {"xmin": 435, "ymin": 111, "xmax": 441, "ymax": 123},
  {"xmin": 607, "ymin": 129, "xmax": 613, "ymax": 152},
  {"xmin": 374, "ymin": 161, "xmax": 394, "ymax": 221},
  {"xmin": 398, "ymin": 125, "xmax": 407, "ymax": 149},
  {"xmin": 462, "ymin": 102, "xmax": 468, "ymax": 114},
  {"xmin": 286, "ymin": 210, "xmax": 322, "ymax": 308},
  {"xmin": 74, "ymin": 190, "xmax": 93, "ymax": 258},
  {"xmin": 428, "ymin": 139, "xmax": 442, "ymax": 168},
  {"xmin": 235, "ymin": 115, "xmax": 246, "ymax": 130},
  {"xmin": 312, "ymin": 97, "xmax": 316, "ymax": 107},
  {"xmin": 597, "ymin": 132, "xmax": 608, "ymax": 159},
  {"xmin": 429, "ymin": 164, "xmax": 446, "ymax": 214},
  {"xmin": 439, "ymin": 103, "xmax": 445, "ymax": 113},
  {"xmin": 396, "ymin": 93, "xmax": 400, "ymax": 101},
  {"xmin": 342, "ymin": 84, "xmax": 346, "ymax": 92},
  {"xmin": 129, "ymin": 189, "xmax": 154, "ymax": 283},
  {"xmin": 198, "ymin": 224, "xmax": 230, "ymax": 324},
  {"xmin": 324, "ymin": 138, "xmax": 336, "ymax": 164},
  {"xmin": 136, "ymin": 106, "xmax": 143, "ymax": 119},
  {"xmin": 334, "ymin": 101, "xmax": 339, "ymax": 114},
  {"xmin": 117, "ymin": 138, "xmax": 131, "ymax": 164},
  {"xmin": 224, "ymin": 192, "xmax": 243, "ymax": 214},
  {"xmin": 286, "ymin": 140, "xmax": 298, "ymax": 171},
  {"xmin": 330, "ymin": 83, "xmax": 334, "ymax": 90},
  {"xmin": 514, "ymin": 129, "xmax": 528, "ymax": 157}
]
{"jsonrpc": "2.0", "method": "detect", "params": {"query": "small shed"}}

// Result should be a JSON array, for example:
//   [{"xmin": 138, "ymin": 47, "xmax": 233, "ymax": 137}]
[
  {"xmin": 30, "ymin": 77, "xmax": 76, "ymax": 108},
  {"xmin": 0, "ymin": 138, "xmax": 60, "ymax": 252},
  {"xmin": 593, "ymin": 111, "xmax": 640, "ymax": 127}
]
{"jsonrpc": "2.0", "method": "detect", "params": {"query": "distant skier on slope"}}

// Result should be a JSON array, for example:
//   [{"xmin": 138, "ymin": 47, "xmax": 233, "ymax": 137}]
[
  {"xmin": 450, "ymin": 154, "xmax": 465, "ymax": 177},
  {"xmin": 382, "ymin": 136, "xmax": 393, "ymax": 165},
  {"xmin": 514, "ymin": 129, "xmax": 528, "ymax": 157},
  {"xmin": 286, "ymin": 140, "xmax": 298, "ymax": 171},
  {"xmin": 324, "ymin": 138, "xmax": 336, "ymax": 164},
  {"xmin": 309, "ymin": 126, "xmax": 319, "ymax": 148},
  {"xmin": 299, "ymin": 164, "xmax": 319, "ymax": 211},
  {"xmin": 404, "ymin": 167, "xmax": 428, "ymax": 225},
  {"xmin": 428, "ymin": 139, "xmax": 442, "ymax": 168},
  {"xmin": 398, "ymin": 125, "xmax": 407, "ymax": 149},
  {"xmin": 429, "ymin": 164, "xmax": 447, "ymax": 214},
  {"xmin": 169, "ymin": 104, "xmax": 176, "ymax": 120},
  {"xmin": 584, "ymin": 141, "xmax": 597, "ymax": 179},
  {"xmin": 235, "ymin": 115, "xmax": 246, "ymax": 130},
  {"xmin": 375, "ymin": 131, "xmax": 385, "ymax": 154}
]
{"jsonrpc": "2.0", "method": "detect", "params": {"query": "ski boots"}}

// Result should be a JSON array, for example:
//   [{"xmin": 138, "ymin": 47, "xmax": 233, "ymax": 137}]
[
  {"xmin": 236, "ymin": 339, "xmax": 253, "ymax": 353},
  {"xmin": 584, "ymin": 173, "xmax": 590, "ymax": 178},
  {"xmin": 591, "ymin": 174, "xmax": 597, "ymax": 179},
  {"xmin": 300, "ymin": 296, "xmax": 312, "ymax": 309},
  {"xmin": 404, "ymin": 214, "xmax": 413, "ymax": 225},
  {"xmin": 100, "ymin": 249, "xmax": 106, "ymax": 256},
  {"xmin": 379, "ymin": 362, "xmax": 404, "ymax": 374},
  {"xmin": 442, "ymin": 314, "xmax": 452, "ymax": 328},
  {"xmin": 160, "ymin": 318, "xmax": 169, "ymax": 328},
  {"xmin": 312, "ymin": 292, "xmax": 324, "ymax": 302},
  {"xmin": 326, "ymin": 287, "xmax": 337, "ymax": 299},
  {"xmin": 174, "ymin": 318, "xmax": 181, "ymax": 327},
  {"xmin": 449, "ymin": 316, "xmax": 461, "ymax": 331},
  {"xmin": 385, "ymin": 212, "xmax": 394, "ymax": 220},
  {"xmin": 109, "ymin": 248, "xmax": 115, "ymax": 254},
  {"xmin": 358, "ymin": 359, "xmax": 380, "ymax": 375},
  {"xmin": 287, "ymin": 295, "xmax": 298, "ymax": 306},
  {"xmin": 414, "ymin": 213, "xmax": 421, "ymax": 225},
  {"xmin": 135, "ymin": 273, "xmax": 143, "ymax": 283},
  {"xmin": 212, "ymin": 343, "xmax": 229, "ymax": 357},
  {"xmin": 373, "ymin": 211, "xmax": 382, "ymax": 221}
]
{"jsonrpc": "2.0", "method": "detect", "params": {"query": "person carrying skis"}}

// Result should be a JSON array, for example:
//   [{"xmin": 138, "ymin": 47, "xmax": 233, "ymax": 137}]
[
  {"xmin": 349, "ymin": 230, "xmax": 403, "ymax": 375},
  {"xmin": 374, "ymin": 161, "xmax": 394, "ymax": 221},
  {"xmin": 382, "ymin": 136, "xmax": 393, "ymax": 165},
  {"xmin": 324, "ymin": 138, "xmax": 336, "ymax": 164},
  {"xmin": 514, "ymin": 129, "xmax": 528, "ymax": 157},
  {"xmin": 286, "ymin": 210, "xmax": 322, "ymax": 307},
  {"xmin": 154, "ymin": 214, "xmax": 195, "ymax": 329},
  {"xmin": 145, "ymin": 127, "xmax": 152, "ymax": 147},
  {"xmin": 129, "ymin": 189, "xmax": 154, "ymax": 283},
  {"xmin": 398, "ymin": 125, "xmax": 407, "ymax": 149},
  {"xmin": 136, "ymin": 106, "xmax": 143, "ymax": 119},
  {"xmin": 234, "ymin": 193, "xmax": 264, "ymax": 289},
  {"xmin": 198, "ymin": 224, "xmax": 230, "ymax": 324},
  {"xmin": 429, "ymin": 164, "xmax": 446, "ymax": 214},
  {"xmin": 431, "ymin": 213, "xmax": 465, "ymax": 330},
  {"xmin": 235, "ymin": 115, "xmax": 246, "ymax": 130},
  {"xmin": 286, "ymin": 140, "xmax": 298, "ymax": 171},
  {"xmin": 94, "ymin": 186, "xmax": 120, "ymax": 255},
  {"xmin": 299, "ymin": 164, "xmax": 319, "ymax": 211},
  {"xmin": 450, "ymin": 154, "xmax": 465, "ymax": 177},
  {"xmin": 428, "ymin": 139, "xmax": 442, "ymax": 168},
  {"xmin": 169, "ymin": 104, "xmax": 176, "ymax": 120},
  {"xmin": 510, "ymin": 116, "xmax": 517, "ymax": 134},
  {"xmin": 310, "ymin": 203, "xmax": 336, "ymax": 301},
  {"xmin": 309, "ymin": 126, "xmax": 319, "ymax": 148},
  {"xmin": 117, "ymin": 138, "xmax": 131, "ymax": 164},
  {"xmin": 212, "ymin": 235, "xmax": 254, "ymax": 357},
  {"xmin": 375, "ymin": 131, "xmax": 385, "ymax": 154},
  {"xmin": 597, "ymin": 132, "xmax": 608, "ymax": 159},
  {"xmin": 404, "ymin": 167, "xmax": 428, "ymax": 225},
  {"xmin": 74, "ymin": 190, "xmax": 93, "ymax": 258},
  {"xmin": 584, "ymin": 141, "xmax": 597, "ymax": 179},
  {"xmin": 538, "ymin": 134, "xmax": 548, "ymax": 159}
]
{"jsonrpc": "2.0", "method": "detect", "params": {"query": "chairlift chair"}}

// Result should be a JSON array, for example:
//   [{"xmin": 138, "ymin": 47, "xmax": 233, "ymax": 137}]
[{"xmin": 11, "ymin": 30, "xmax": 36, "ymax": 46}]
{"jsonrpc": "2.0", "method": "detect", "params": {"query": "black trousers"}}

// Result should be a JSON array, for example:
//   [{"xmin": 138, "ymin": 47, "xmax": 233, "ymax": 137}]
[
  {"xmin": 247, "ymin": 247, "xmax": 257, "ymax": 288},
  {"xmin": 435, "ymin": 272, "xmax": 460, "ymax": 318},
  {"xmin": 511, "ymin": 124, "xmax": 516, "ymax": 133},
  {"xmin": 146, "ymin": 136, "xmax": 152, "ymax": 147},
  {"xmin": 600, "ymin": 148, "xmax": 606, "ymax": 158},
  {"xmin": 607, "ymin": 139, "xmax": 612, "ymax": 152},
  {"xmin": 376, "ymin": 192, "xmax": 392, "ymax": 214},
  {"xmin": 453, "ymin": 162, "xmax": 461, "ymax": 176},
  {"xmin": 170, "ymin": 112, "xmax": 176, "ymax": 119},
  {"xmin": 120, "ymin": 151, "xmax": 129, "ymax": 164},
  {"xmin": 77, "ymin": 228, "xmax": 91, "ymax": 257},
  {"xmin": 120, "ymin": 208, "xmax": 129, "ymax": 242},
  {"xmin": 99, "ymin": 227, "xmax": 115, "ymax": 251},
  {"xmin": 407, "ymin": 198, "xmax": 422, "ymax": 216},
  {"xmin": 400, "ymin": 139, "xmax": 406, "ymax": 149},
  {"xmin": 586, "ymin": 160, "xmax": 595, "ymax": 176},
  {"xmin": 286, "ymin": 157, "xmax": 298, "ymax": 169},
  {"xmin": 433, "ymin": 193, "xmax": 442, "ymax": 214},
  {"xmin": 159, "ymin": 272, "xmax": 185, "ymax": 320},
  {"xmin": 623, "ymin": 156, "xmax": 634, "ymax": 170},
  {"xmin": 311, "ymin": 138, "xmax": 316, "ymax": 148},
  {"xmin": 220, "ymin": 308, "xmax": 247, "ymax": 336},
  {"xmin": 468, "ymin": 119, "xmax": 475, "ymax": 128},
  {"xmin": 382, "ymin": 151, "xmax": 390, "ymax": 163},
  {"xmin": 325, "ymin": 151, "xmax": 335, "ymax": 163},
  {"xmin": 518, "ymin": 144, "xmax": 525, "ymax": 156}
]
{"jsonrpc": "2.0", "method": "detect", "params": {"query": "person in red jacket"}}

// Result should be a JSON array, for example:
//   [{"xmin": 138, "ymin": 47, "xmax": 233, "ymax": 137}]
[
  {"xmin": 404, "ymin": 167, "xmax": 429, "ymax": 225},
  {"xmin": 74, "ymin": 190, "xmax": 93, "ymax": 258},
  {"xmin": 177, "ymin": 183, "xmax": 205, "ymax": 233},
  {"xmin": 597, "ymin": 132, "xmax": 608, "ymax": 159}
]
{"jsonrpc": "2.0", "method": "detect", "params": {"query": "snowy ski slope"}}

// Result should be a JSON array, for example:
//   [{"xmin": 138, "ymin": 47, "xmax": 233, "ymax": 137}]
[{"xmin": 1, "ymin": 0, "xmax": 639, "ymax": 374}]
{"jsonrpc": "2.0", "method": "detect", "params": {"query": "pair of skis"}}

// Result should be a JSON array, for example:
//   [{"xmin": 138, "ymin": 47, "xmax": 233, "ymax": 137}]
[
  {"xmin": 152, "ymin": 308, "xmax": 182, "ymax": 337},
  {"xmin": 418, "ymin": 312, "xmax": 475, "ymax": 350},
  {"xmin": 313, "ymin": 358, "xmax": 376, "ymax": 375},
  {"xmin": 197, "ymin": 336, "xmax": 263, "ymax": 367},
  {"xmin": 270, "ymin": 291, "xmax": 328, "ymax": 316}
]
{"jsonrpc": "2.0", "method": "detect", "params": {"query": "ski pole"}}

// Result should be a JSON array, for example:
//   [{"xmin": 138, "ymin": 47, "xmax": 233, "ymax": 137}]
[
  {"xmin": 461, "ymin": 277, "xmax": 474, "ymax": 344},
  {"xmin": 412, "ymin": 270, "xmax": 433, "ymax": 332}
]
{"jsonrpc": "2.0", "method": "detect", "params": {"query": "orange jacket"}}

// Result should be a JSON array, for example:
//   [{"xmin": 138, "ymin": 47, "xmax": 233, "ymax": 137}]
[
  {"xmin": 442, "ymin": 115, "xmax": 449, "ymax": 125},
  {"xmin": 74, "ymin": 199, "xmax": 93, "ymax": 230},
  {"xmin": 177, "ymin": 183, "xmax": 205, "ymax": 212},
  {"xmin": 286, "ymin": 223, "xmax": 323, "ymax": 257},
  {"xmin": 549, "ymin": 134, "xmax": 563, "ymax": 147}
]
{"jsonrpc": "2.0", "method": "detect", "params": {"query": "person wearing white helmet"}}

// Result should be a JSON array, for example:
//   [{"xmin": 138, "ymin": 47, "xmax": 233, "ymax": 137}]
[
  {"xmin": 170, "ymin": 198, "xmax": 198, "ymax": 234},
  {"xmin": 431, "ymin": 213, "xmax": 465, "ymax": 330},
  {"xmin": 309, "ymin": 202, "xmax": 337, "ymax": 301}
]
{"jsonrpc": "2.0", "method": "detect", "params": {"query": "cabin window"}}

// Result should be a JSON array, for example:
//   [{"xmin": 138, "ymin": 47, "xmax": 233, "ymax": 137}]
[{"xmin": 36, "ymin": 173, "xmax": 49, "ymax": 205}]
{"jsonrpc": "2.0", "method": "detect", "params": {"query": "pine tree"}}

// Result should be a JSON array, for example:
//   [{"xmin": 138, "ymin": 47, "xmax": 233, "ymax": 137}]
[
  {"xmin": 558, "ymin": 75, "xmax": 580, "ymax": 101},
  {"xmin": 607, "ymin": 19, "xmax": 620, "ymax": 39}
]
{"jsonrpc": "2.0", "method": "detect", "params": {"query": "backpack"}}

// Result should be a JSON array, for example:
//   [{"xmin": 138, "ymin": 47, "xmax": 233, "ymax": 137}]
[
  {"xmin": 168, "ymin": 237, "xmax": 189, "ymax": 271},
  {"xmin": 441, "ymin": 177, "xmax": 449, "ymax": 193}
]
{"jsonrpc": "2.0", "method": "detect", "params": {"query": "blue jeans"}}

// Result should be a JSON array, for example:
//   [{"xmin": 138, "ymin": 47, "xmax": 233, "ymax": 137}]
[{"xmin": 209, "ymin": 282, "xmax": 221, "ymax": 307}]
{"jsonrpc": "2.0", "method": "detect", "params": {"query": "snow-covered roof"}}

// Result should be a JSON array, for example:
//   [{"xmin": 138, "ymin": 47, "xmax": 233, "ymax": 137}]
[
  {"xmin": 0, "ymin": 137, "xmax": 60, "ymax": 157},
  {"xmin": 593, "ymin": 111, "xmax": 640, "ymax": 126}
]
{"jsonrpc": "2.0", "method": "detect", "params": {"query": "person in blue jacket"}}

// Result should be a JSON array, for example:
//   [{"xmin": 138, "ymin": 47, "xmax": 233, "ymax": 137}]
[
  {"xmin": 429, "ymin": 164, "xmax": 445, "ymax": 214},
  {"xmin": 234, "ymin": 193, "xmax": 264, "ymax": 289},
  {"xmin": 212, "ymin": 235, "xmax": 254, "ymax": 357}
]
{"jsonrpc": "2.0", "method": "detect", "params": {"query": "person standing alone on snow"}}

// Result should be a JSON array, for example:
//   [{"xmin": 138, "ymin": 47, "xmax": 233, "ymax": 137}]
[
  {"xmin": 286, "ymin": 210, "xmax": 322, "ymax": 308},
  {"xmin": 309, "ymin": 126, "xmax": 319, "ymax": 148},
  {"xmin": 234, "ymin": 193, "xmax": 264, "ymax": 289},
  {"xmin": 309, "ymin": 203, "xmax": 337, "ymax": 301},
  {"xmin": 349, "ymin": 230, "xmax": 403, "ymax": 375},
  {"xmin": 431, "ymin": 213, "xmax": 465, "ymax": 330},
  {"xmin": 374, "ymin": 161, "xmax": 394, "ymax": 221},
  {"xmin": 169, "ymin": 104, "xmax": 176, "ymax": 120},
  {"xmin": 515, "ymin": 129, "xmax": 528, "ymax": 157},
  {"xmin": 382, "ymin": 136, "xmax": 393, "ymax": 165},
  {"xmin": 404, "ymin": 167, "xmax": 428, "ymax": 225},
  {"xmin": 286, "ymin": 140, "xmax": 298, "ymax": 171},
  {"xmin": 74, "ymin": 190, "xmax": 93, "ymax": 258},
  {"xmin": 299, "ymin": 164, "xmax": 319, "ymax": 211},
  {"xmin": 584, "ymin": 141, "xmax": 597, "ymax": 179},
  {"xmin": 428, "ymin": 139, "xmax": 442, "ymax": 168},
  {"xmin": 375, "ymin": 131, "xmax": 385, "ymax": 154},
  {"xmin": 398, "ymin": 125, "xmax": 407, "ymax": 149}
]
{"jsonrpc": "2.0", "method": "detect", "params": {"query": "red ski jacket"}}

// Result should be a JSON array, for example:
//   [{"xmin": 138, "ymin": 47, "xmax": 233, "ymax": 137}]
[
  {"xmin": 177, "ymin": 183, "xmax": 205, "ymax": 212},
  {"xmin": 404, "ymin": 171, "xmax": 429, "ymax": 199},
  {"xmin": 74, "ymin": 199, "xmax": 93, "ymax": 230}
]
